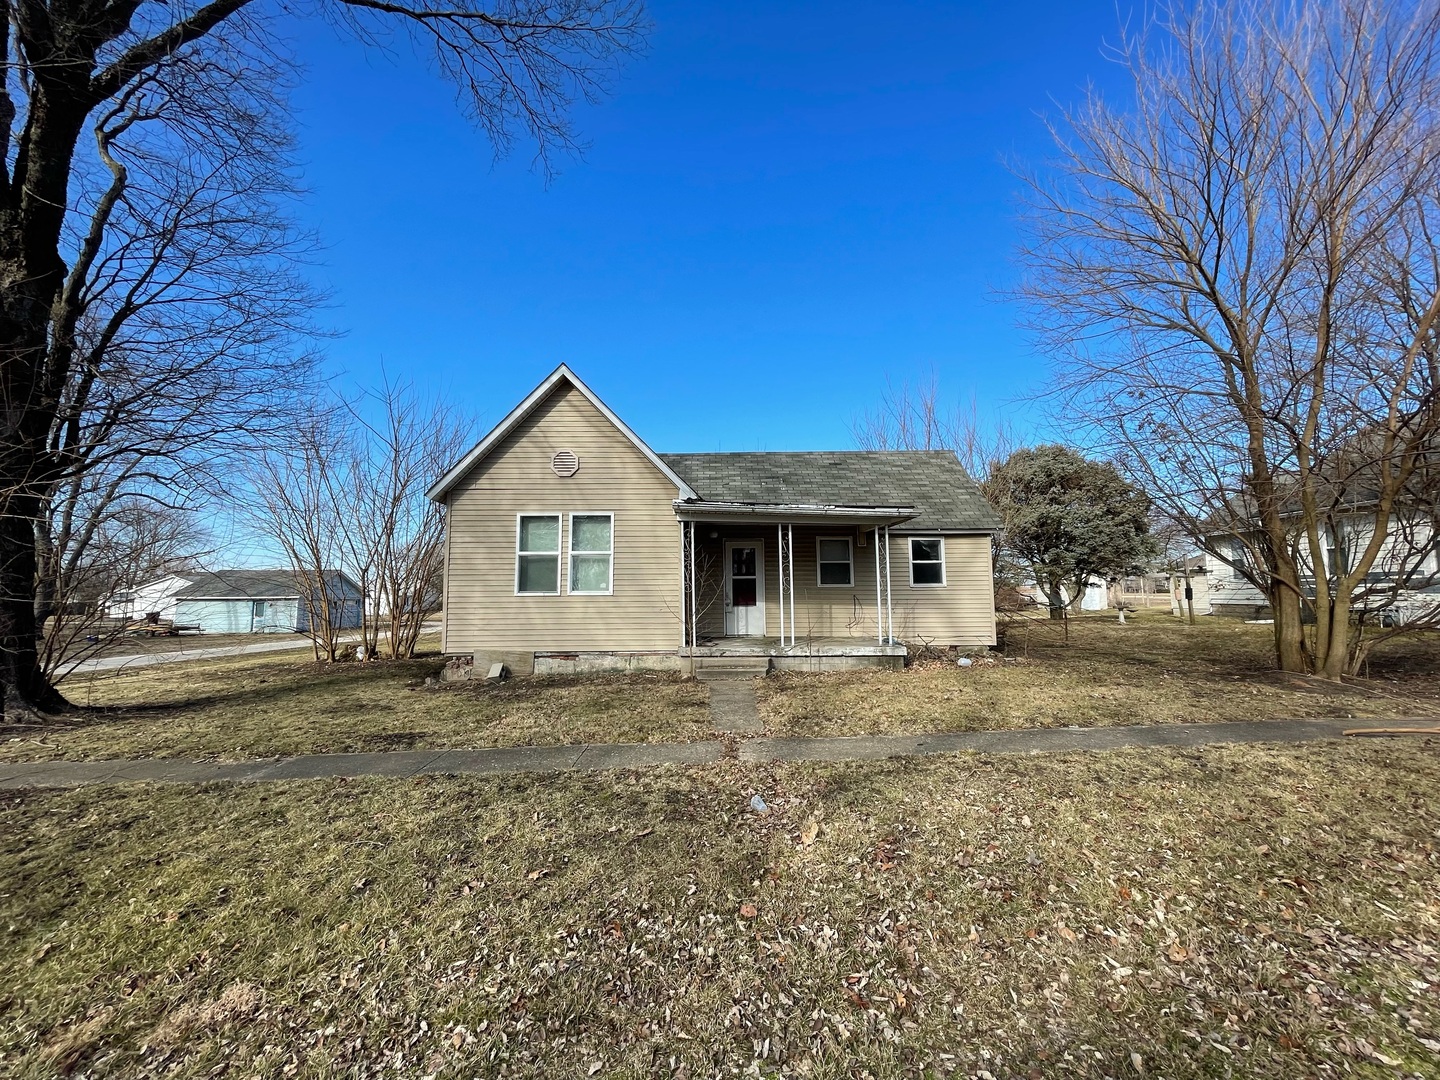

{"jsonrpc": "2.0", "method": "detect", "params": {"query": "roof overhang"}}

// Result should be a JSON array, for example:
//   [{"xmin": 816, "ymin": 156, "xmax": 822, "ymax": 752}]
[
  {"xmin": 673, "ymin": 500, "xmax": 918, "ymax": 527},
  {"xmin": 426, "ymin": 364, "xmax": 699, "ymax": 503}
]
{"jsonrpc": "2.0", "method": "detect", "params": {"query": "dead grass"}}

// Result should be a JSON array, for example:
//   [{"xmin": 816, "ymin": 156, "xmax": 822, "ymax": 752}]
[
  {"xmin": 3, "ymin": 740, "xmax": 1439, "ymax": 1077},
  {"xmin": 0, "ymin": 647, "xmax": 712, "ymax": 764},
  {"xmin": 757, "ymin": 614, "xmax": 1440, "ymax": 737}
]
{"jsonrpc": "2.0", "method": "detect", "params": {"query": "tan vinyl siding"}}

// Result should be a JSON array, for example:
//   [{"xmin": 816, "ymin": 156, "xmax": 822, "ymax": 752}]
[
  {"xmin": 442, "ymin": 383, "xmax": 683, "ymax": 659},
  {"xmin": 693, "ymin": 526, "xmax": 995, "ymax": 647},
  {"xmin": 891, "ymin": 533, "xmax": 996, "ymax": 645}
]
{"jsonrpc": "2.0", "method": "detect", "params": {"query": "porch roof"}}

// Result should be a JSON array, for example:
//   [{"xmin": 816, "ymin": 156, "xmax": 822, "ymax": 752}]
[
  {"xmin": 672, "ymin": 500, "xmax": 916, "ymax": 526},
  {"xmin": 661, "ymin": 450, "xmax": 1002, "ymax": 532}
]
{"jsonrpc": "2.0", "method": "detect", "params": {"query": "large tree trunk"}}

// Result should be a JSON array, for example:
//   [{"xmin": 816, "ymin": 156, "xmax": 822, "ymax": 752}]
[
  {"xmin": 0, "ymin": 496, "xmax": 70, "ymax": 716},
  {"xmin": 1314, "ymin": 594, "xmax": 1352, "ymax": 681},
  {"xmin": 1044, "ymin": 581, "xmax": 1067, "ymax": 620},
  {"xmin": 1270, "ymin": 585, "xmax": 1310, "ymax": 674}
]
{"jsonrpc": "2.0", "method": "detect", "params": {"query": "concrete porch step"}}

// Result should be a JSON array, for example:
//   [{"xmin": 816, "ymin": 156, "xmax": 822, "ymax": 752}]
[{"xmin": 693, "ymin": 656, "xmax": 771, "ymax": 680}]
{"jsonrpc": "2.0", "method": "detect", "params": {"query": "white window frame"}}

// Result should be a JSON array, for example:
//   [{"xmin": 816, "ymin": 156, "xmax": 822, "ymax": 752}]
[
  {"xmin": 815, "ymin": 535, "xmax": 854, "ymax": 587},
  {"xmin": 568, "ymin": 512, "xmax": 615, "ymax": 596},
  {"xmin": 908, "ymin": 536, "xmax": 946, "ymax": 588},
  {"xmin": 515, "ymin": 513, "xmax": 562, "ymax": 596}
]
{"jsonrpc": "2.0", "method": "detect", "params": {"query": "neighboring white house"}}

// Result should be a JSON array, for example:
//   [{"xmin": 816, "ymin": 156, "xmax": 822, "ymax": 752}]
[
  {"xmin": 106, "ymin": 573, "xmax": 201, "ymax": 622},
  {"xmin": 1018, "ymin": 573, "xmax": 1109, "ymax": 612},
  {"xmin": 1203, "ymin": 509, "xmax": 1439, "ymax": 623},
  {"xmin": 167, "ymin": 570, "xmax": 365, "ymax": 634}
]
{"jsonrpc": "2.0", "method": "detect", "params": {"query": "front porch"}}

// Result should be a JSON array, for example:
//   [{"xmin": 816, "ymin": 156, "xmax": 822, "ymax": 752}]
[
  {"xmin": 688, "ymin": 635, "xmax": 908, "ymax": 672},
  {"xmin": 676, "ymin": 500, "xmax": 916, "ymax": 668}
]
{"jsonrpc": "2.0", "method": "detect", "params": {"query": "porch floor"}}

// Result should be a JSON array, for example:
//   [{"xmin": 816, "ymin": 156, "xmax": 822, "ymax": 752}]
[{"xmin": 688, "ymin": 636, "xmax": 907, "ymax": 658}]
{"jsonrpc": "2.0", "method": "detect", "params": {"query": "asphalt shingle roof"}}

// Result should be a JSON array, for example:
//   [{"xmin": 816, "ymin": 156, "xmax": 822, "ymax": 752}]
[
  {"xmin": 172, "ymin": 570, "xmax": 360, "ymax": 600},
  {"xmin": 658, "ymin": 450, "xmax": 1002, "ymax": 532}
]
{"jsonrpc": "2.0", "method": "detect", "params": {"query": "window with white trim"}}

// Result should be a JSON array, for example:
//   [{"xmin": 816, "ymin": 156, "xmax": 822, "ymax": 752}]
[
  {"xmin": 569, "ymin": 513, "xmax": 614, "ymax": 594},
  {"xmin": 909, "ymin": 536, "xmax": 945, "ymax": 586},
  {"xmin": 816, "ymin": 536, "xmax": 853, "ymax": 586},
  {"xmin": 516, "ymin": 515, "xmax": 561, "ymax": 594}
]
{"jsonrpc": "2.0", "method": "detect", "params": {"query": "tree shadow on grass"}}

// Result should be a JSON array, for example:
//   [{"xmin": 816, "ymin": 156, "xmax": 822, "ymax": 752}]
[{"xmin": 5, "ymin": 659, "xmax": 446, "ymax": 740}]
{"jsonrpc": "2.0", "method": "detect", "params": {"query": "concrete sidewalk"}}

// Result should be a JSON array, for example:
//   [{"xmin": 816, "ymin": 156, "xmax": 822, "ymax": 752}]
[{"xmin": 0, "ymin": 717, "xmax": 1409, "ymax": 790}]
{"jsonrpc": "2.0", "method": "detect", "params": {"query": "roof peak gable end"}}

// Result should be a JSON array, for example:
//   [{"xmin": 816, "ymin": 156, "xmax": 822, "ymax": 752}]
[{"xmin": 425, "ymin": 364, "xmax": 698, "ymax": 502}]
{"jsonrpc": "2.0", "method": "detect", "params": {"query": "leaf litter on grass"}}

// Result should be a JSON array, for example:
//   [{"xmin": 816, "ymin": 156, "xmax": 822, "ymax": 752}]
[{"xmin": 3, "ymin": 740, "xmax": 1440, "ymax": 1077}]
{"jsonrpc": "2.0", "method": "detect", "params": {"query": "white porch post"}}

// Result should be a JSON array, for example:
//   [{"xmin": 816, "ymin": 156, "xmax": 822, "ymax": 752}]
[
  {"xmin": 678, "ymin": 521, "xmax": 686, "ymax": 648},
  {"xmin": 777, "ymin": 522, "xmax": 785, "ymax": 646},
  {"xmin": 874, "ymin": 529, "xmax": 883, "ymax": 645},
  {"xmin": 787, "ymin": 523, "xmax": 795, "ymax": 646},
  {"xmin": 688, "ymin": 520, "xmax": 697, "ymax": 650},
  {"xmin": 884, "ymin": 524, "xmax": 894, "ymax": 644}
]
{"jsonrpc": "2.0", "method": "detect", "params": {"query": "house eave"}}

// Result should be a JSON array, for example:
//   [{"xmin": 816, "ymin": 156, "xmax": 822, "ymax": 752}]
[{"xmin": 672, "ymin": 500, "xmax": 918, "ymax": 526}]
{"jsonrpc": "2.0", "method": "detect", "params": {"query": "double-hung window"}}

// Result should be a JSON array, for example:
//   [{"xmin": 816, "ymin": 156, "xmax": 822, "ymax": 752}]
[
  {"xmin": 569, "ymin": 513, "xmax": 614, "ymax": 594},
  {"xmin": 516, "ymin": 515, "xmax": 561, "ymax": 594},
  {"xmin": 816, "ymin": 537, "xmax": 853, "ymax": 586},
  {"xmin": 909, "ymin": 537, "xmax": 945, "ymax": 586}
]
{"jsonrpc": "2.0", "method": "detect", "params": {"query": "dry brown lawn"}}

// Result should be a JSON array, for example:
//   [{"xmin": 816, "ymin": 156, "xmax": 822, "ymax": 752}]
[
  {"xmin": 5, "ymin": 614, "xmax": 1437, "ymax": 766},
  {"xmin": 3, "ymin": 740, "xmax": 1439, "ymax": 1077},
  {"xmin": 757, "ymin": 613, "xmax": 1440, "ymax": 737},
  {"xmin": 1, "ymin": 646, "xmax": 711, "ymax": 764}
]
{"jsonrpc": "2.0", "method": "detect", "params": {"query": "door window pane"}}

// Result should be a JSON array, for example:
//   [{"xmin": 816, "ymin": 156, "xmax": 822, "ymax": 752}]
[
  {"xmin": 732, "ymin": 547, "xmax": 755, "ymax": 577},
  {"xmin": 733, "ymin": 577, "xmax": 757, "ymax": 606}
]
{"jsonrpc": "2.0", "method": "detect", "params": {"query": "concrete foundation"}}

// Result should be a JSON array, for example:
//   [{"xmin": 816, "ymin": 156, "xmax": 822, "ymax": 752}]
[
  {"xmin": 533, "ymin": 651, "xmax": 688, "ymax": 676},
  {"xmin": 448, "ymin": 637, "xmax": 909, "ymax": 679}
]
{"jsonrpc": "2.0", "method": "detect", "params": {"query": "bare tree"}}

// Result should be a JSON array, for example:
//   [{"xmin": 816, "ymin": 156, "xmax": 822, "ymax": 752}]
[
  {"xmin": 1018, "ymin": 0, "xmax": 1440, "ymax": 678},
  {"xmin": 40, "ymin": 480, "xmax": 208, "ymax": 681},
  {"xmin": 246, "ymin": 413, "xmax": 351, "ymax": 661},
  {"xmin": 248, "ymin": 380, "xmax": 474, "ymax": 662},
  {"xmin": 0, "ymin": 0, "xmax": 644, "ymax": 715},
  {"xmin": 852, "ymin": 370, "xmax": 1019, "ymax": 480},
  {"xmin": 339, "ymin": 379, "xmax": 475, "ymax": 660}
]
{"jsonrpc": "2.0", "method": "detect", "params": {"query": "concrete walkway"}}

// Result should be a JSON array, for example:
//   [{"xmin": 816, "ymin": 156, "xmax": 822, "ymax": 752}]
[
  {"xmin": 705, "ymin": 678, "xmax": 764, "ymax": 733},
  {"xmin": 0, "ymin": 717, "xmax": 1411, "ymax": 790}
]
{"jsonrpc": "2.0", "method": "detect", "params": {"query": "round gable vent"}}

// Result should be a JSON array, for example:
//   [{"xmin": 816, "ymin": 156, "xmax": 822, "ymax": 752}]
[{"xmin": 551, "ymin": 449, "xmax": 579, "ymax": 477}]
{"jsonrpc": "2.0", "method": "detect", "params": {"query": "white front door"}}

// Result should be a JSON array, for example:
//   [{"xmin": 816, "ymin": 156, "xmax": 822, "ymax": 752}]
[{"xmin": 724, "ymin": 540, "xmax": 766, "ymax": 637}]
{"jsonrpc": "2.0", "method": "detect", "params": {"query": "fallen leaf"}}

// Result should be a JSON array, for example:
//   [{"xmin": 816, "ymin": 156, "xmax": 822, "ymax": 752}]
[
  {"xmin": 799, "ymin": 820, "xmax": 819, "ymax": 847},
  {"xmin": 526, "ymin": 869, "xmax": 550, "ymax": 881},
  {"xmin": 1167, "ymin": 942, "xmax": 1188, "ymax": 962},
  {"xmin": 1058, "ymin": 925, "xmax": 1077, "ymax": 944},
  {"xmin": 739, "ymin": 902, "xmax": 758, "ymax": 919}
]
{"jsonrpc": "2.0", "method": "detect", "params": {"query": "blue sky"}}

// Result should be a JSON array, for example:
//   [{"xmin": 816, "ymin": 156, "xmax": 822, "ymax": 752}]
[{"xmin": 285, "ymin": 0, "xmax": 1128, "ymax": 451}]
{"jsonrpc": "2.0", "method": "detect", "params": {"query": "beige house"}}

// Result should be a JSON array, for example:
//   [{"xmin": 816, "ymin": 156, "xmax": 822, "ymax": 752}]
[{"xmin": 428, "ymin": 366, "xmax": 1003, "ymax": 675}]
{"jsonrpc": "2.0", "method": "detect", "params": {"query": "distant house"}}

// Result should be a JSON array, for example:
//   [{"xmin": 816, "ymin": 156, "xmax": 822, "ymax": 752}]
[
  {"xmin": 168, "ymin": 570, "xmax": 364, "ymax": 634},
  {"xmin": 1201, "ymin": 493, "xmax": 1438, "ymax": 622},
  {"xmin": 106, "ymin": 573, "xmax": 198, "ymax": 622},
  {"xmin": 427, "ymin": 365, "xmax": 1003, "ymax": 675}
]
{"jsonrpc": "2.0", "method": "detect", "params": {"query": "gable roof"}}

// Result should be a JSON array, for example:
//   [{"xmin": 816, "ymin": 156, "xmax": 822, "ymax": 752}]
[
  {"xmin": 173, "ymin": 569, "xmax": 361, "ymax": 601},
  {"xmin": 661, "ymin": 451, "xmax": 1002, "ymax": 533},
  {"xmin": 426, "ymin": 364, "xmax": 698, "ymax": 502}
]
